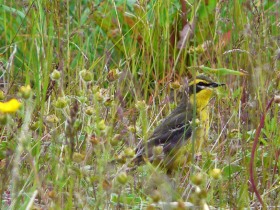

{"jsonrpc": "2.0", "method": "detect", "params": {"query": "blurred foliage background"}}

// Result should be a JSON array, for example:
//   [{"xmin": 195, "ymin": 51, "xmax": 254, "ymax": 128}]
[{"xmin": 0, "ymin": 0, "xmax": 279, "ymax": 209}]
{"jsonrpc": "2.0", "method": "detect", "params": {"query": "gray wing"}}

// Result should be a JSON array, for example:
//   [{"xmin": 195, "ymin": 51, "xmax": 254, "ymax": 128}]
[{"xmin": 135, "ymin": 102, "xmax": 193, "ymax": 162}]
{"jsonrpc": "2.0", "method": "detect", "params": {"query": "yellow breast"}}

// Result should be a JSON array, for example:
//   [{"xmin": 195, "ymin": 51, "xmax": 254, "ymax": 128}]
[{"xmin": 195, "ymin": 106, "xmax": 210, "ymax": 151}]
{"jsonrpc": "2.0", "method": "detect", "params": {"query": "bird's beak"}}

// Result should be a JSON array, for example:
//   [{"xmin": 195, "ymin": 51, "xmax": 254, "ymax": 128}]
[{"xmin": 211, "ymin": 82, "xmax": 225, "ymax": 88}]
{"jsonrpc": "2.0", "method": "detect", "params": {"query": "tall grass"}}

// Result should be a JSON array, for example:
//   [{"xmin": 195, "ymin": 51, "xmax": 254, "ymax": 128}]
[{"xmin": 0, "ymin": 0, "xmax": 279, "ymax": 209}]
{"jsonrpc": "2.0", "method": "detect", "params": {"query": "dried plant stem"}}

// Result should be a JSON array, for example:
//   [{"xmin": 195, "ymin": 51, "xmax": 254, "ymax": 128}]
[{"xmin": 249, "ymin": 97, "xmax": 274, "ymax": 208}]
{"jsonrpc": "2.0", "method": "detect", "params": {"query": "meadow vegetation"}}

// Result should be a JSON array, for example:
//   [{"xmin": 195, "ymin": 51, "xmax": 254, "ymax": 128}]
[{"xmin": 0, "ymin": 0, "xmax": 279, "ymax": 209}]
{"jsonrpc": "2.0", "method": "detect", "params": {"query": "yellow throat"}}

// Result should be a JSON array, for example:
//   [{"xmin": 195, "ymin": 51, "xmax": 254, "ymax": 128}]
[{"xmin": 189, "ymin": 87, "xmax": 215, "ymax": 153}]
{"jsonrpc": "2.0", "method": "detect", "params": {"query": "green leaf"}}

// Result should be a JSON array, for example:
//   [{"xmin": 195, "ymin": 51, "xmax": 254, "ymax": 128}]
[
  {"xmin": 0, "ymin": 141, "xmax": 8, "ymax": 159},
  {"xmin": 199, "ymin": 65, "xmax": 247, "ymax": 76},
  {"xmin": 223, "ymin": 164, "xmax": 243, "ymax": 180},
  {"xmin": 0, "ymin": 4, "xmax": 25, "ymax": 19},
  {"xmin": 110, "ymin": 193, "xmax": 142, "ymax": 206}
]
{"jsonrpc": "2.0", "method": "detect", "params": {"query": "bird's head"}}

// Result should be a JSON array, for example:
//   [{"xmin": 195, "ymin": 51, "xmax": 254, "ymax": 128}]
[{"xmin": 188, "ymin": 75, "xmax": 225, "ymax": 109}]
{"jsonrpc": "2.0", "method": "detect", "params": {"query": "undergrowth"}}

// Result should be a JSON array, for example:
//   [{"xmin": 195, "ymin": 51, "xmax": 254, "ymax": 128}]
[{"xmin": 0, "ymin": 0, "xmax": 279, "ymax": 209}]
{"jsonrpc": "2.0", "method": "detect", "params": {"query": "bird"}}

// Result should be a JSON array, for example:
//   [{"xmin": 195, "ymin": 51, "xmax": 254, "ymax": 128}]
[{"xmin": 133, "ymin": 75, "xmax": 225, "ymax": 171}]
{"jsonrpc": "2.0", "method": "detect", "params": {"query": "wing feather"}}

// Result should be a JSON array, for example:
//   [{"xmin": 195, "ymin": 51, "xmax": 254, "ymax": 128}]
[{"xmin": 135, "ymin": 102, "xmax": 194, "ymax": 162}]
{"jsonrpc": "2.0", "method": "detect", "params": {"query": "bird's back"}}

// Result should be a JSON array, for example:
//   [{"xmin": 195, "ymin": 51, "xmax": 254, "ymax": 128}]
[{"xmin": 134, "ymin": 100, "xmax": 194, "ymax": 167}]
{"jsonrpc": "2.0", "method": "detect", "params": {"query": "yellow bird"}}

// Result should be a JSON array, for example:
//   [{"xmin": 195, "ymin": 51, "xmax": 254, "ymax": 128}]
[{"xmin": 134, "ymin": 75, "xmax": 224, "ymax": 170}]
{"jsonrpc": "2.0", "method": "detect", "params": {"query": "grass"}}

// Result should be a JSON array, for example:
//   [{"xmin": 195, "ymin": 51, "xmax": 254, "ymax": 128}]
[{"xmin": 0, "ymin": 0, "xmax": 280, "ymax": 209}]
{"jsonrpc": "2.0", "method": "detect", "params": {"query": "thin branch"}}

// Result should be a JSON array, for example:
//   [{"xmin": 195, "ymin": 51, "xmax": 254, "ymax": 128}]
[{"xmin": 249, "ymin": 97, "xmax": 274, "ymax": 208}]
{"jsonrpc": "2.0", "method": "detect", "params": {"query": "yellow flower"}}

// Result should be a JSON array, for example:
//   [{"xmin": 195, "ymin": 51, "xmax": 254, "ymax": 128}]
[{"xmin": 0, "ymin": 99, "xmax": 21, "ymax": 113}]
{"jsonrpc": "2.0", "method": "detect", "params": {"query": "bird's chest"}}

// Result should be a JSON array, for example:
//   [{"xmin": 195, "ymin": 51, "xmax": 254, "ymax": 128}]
[{"xmin": 196, "ymin": 107, "xmax": 210, "ymax": 140}]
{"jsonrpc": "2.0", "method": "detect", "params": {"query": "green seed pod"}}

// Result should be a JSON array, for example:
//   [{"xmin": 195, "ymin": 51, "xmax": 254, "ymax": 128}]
[
  {"xmin": 30, "ymin": 121, "xmax": 40, "ymax": 131},
  {"xmin": 191, "ymin": 173, "xmax": 204, "ymax": 186},
  {"xmin": 210, "ymin": 168, "xmax": 222, "ymax": 179},
  {"xmin": 97, "ymin": 120, "xmax": 106, "ymax": 130},
  {"xmin": 85, "ymin": 106, "xmax": 94, "ymax": 116},
  {"xmin": 80, "ymin": 69, "xmax": 93, "ymax": 82},
  {"xmin": 116, "ymin": 172, "xmax": 128, "ymax": 185},
  {"xmin": 54, "ymin": 97, "xmax": 68, "ymax": 109},
  {"xmin": 19, "ymin": 85, "xmax": 32, "ymax": 99},
  {"xmin": 153, "ymin": 145, "xmax": 163, "ymax": 156},
  {"xmin": 46, "ymin": 114, "xmax": 59, "ymax": 124},
  {"xmin": 170, "ymin": 81, "xmax": 181, "ymax": 90},
  {"xmin": 0, "ymin": 90, "xmax": 5, "ymax": 100},
  {"xmin": 124, "ymin": 147, "xmax": 135, "ymax": 158},
  {"xmin": 50, "ymin": 69, "xmax": 61, "ymax": 80}
]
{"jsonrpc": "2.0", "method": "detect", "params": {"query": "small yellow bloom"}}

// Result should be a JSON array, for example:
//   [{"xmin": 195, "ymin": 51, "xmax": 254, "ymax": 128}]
[
  {"xmin": 0, "ymin": 99, "xmax": 21, "ymax": 113},
  {"xmin": 19, "ymin": 85, "xmax": 32, "ymax": 99}
]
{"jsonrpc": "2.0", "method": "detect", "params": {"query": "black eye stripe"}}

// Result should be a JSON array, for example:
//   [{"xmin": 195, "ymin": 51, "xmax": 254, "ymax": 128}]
[
  {"xmin": 197, "ymin": 82, "xmax": 211, "ymax": 87},
  {"xmin": 189, "ymin": 82, "xmax": 215, "ymax": 94}
]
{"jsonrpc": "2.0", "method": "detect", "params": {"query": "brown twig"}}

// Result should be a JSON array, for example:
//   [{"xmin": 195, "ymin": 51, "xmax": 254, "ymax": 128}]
[
  {"xmin": 249, "ymin": 97, "xmax": 274, "ymax": 208},
  {"xmin": 180, "ymin": 0, "xmax": 187, "ymax": 27}
]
